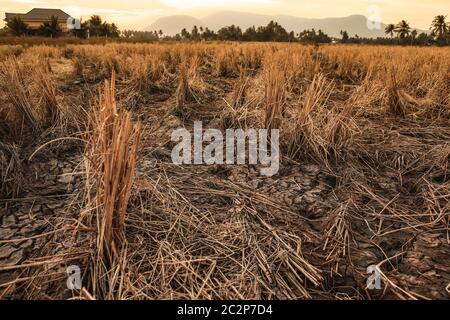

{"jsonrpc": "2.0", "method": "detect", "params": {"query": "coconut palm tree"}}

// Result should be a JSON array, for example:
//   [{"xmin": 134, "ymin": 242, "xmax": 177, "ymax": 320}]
[
  {"xmin": 385, "ymin": 24, "xmax": 395, "ymax": 38},
  {"xmin": 181, "ymin": 28, "xmax": 190, "ymax": 40},
  {"xmin": 39, "ymin": 16, "xmax": 62, "ymax": 38},
  {"xmin": 340, "ymin": 30, "xmax": 349, "ymax": 43},
  {"xmin": 6, "ymin": 16, "xmax": 29, "ymax": 36},
  {"xmin": 87, "ymin": 15, "xmax": 103, "ymax": 36},
  {"xmin": 395, "ymin": 20, "xmax": 411, "ymax": 39},
  {"xmin": 430, "ymin": 15, "xmax": 448, "ymax": 40},
  {"xmin": 411, "ymin": 29, "xmax": 418, "ymax": 45}
]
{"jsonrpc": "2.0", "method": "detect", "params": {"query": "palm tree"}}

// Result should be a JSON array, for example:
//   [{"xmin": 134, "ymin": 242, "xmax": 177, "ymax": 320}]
[
  {"xmin": 340, "ymin": 30, "xmax": 349, "ymax": 43},
  {"xmin": 94, "ymin": 21, "xmax": 119, "ymax": 38},
  {"xmin": 181, "ymin": 28, "xmax": 190, "ymax": 40},
  {"xmin": 110, "ymin": 23, "xmax": 119, "ymax": 37},
  {"xmin": 88, "ymin": 15, "xmax": 103, "ymax": 36},
  {"xmin": 430, "ymin": 15, "xmax": 448, "ymax": 40},
  {"xmin": 100, "ymin": 22, "xmax": 110, "ymax": 37},
  {"xmin": 385, "ymin": 24, "xmax": 395, "ymax": 38},
  {"xmin": 39, "ymin": 16, "xmax": 62, "ymax": 38},
  {"xmin": 411, "ymin": 29, "xmax": 418, "ymax": 45},
  {"xmin": 395, "ymin": 20, "xmax": 411, "ymax": 39},
  {"xmin": 191, "ymin": 25, "xmax": 200, "ymax": 40},
  {"xmin": 6, "ymin": 16, "xmax": 29, "ymax": 36}
]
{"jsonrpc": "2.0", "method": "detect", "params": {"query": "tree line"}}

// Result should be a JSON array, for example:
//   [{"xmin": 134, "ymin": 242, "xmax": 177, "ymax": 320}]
[
  {"xmin": 134, "ymin": 15, "xmax": 449, "ymax": 46},
  {"xmin": 3, "ymin": 13, "xmax": 449, "ymax": 46},
  {"xmin": 125, "ymin": 22, "xmax": 332, "ymax": 43}
]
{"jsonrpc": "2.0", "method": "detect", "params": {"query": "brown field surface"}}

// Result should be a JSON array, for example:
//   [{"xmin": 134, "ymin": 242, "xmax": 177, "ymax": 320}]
[{"xmin": 0, "ymin": 42, "xmax": 449, "ymax": 299}]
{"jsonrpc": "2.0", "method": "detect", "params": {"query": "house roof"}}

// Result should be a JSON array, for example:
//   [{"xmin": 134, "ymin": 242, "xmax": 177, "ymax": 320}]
[
  {"xmin": 5, "ymin": 13, "xmax": 25, "ymax": 20},
  {"xmin": 25, "ymin": 8, "xmax": 71, "ymax": 20},
  {"xmin": 5, "ymin": 8, "xmax": 71, "ymax": 21}
]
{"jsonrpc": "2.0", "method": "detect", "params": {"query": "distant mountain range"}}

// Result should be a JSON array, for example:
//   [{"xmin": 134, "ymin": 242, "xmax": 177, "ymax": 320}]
[{"xmin": 145, "ymin": 11, "xmax": 426, "ymax": 38}]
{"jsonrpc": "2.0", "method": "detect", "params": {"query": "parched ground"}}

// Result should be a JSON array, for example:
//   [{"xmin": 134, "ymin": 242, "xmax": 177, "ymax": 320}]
[{"xmin": 0, "ymin": 44, "xmax": 449, "ymax": 300}]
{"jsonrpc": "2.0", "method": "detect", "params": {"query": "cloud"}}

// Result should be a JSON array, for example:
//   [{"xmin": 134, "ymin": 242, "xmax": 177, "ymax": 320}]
[
  {"xmin": 13, "ymin": 0, "xmax": 44, "ymax": 3},
  {"xmin": 160, "ymin": 0, "xmax": 273, "ymax": 10}
]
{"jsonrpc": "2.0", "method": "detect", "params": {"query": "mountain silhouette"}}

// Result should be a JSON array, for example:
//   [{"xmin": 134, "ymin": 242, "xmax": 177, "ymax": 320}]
[
  {"xmin": 146, "ymin": 11, "xmax": 404, "ymax": 38},
  {"xmin": 146, "ymin": 15, "xmax": 204, "ymax": 35}
]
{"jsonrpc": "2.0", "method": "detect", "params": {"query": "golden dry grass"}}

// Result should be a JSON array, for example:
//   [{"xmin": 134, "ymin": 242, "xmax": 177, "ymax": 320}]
[{"xmin": 0, "ymin": 42, "xmax": 449, "ymax": 300}]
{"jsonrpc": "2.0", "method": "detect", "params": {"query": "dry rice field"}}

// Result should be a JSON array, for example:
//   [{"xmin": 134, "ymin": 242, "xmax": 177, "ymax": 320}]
[{"xmin": 0, "ymin": 42, "xmax": 449, "ymax": 300}]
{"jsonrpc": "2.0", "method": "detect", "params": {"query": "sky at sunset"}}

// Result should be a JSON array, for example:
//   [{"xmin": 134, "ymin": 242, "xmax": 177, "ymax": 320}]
[{"xmin": 1, "ymin": 0, "xmax": 449, "ymax": 30}]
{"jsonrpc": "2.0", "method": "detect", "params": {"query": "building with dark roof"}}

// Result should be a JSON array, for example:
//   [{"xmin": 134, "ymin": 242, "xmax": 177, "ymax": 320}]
[{"xmin": 4, "ymin": 8, "xmax": 72, "ymax": 31}]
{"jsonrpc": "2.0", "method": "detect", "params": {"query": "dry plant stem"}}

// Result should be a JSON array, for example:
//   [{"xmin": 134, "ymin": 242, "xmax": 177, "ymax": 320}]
[
  {"xmin": 0, "ymin": 57, "xmax": 40, "ymax": 134},
  {"xmin": 84, "ymin": 71, "xmax": 141, "ymax": 298},
  {"xmin": 287, "ymin": 73, "xmax": 333, "ymax": 159},
  {"xmin": 264, "ymin": 64, "xmax": 286, "ymax": 130}
]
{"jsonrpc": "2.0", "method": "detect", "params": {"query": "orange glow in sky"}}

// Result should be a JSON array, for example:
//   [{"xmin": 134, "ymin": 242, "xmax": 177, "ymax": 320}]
[{"xmin": 1, "ymin": 0, "xmax": 449, "ymax": 30}]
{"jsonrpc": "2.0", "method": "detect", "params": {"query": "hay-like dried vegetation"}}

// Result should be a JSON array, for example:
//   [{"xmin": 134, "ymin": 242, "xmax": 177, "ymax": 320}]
[{"xmin": 0, "ymin": 42, "xmax": 448, "ymax": 300}]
